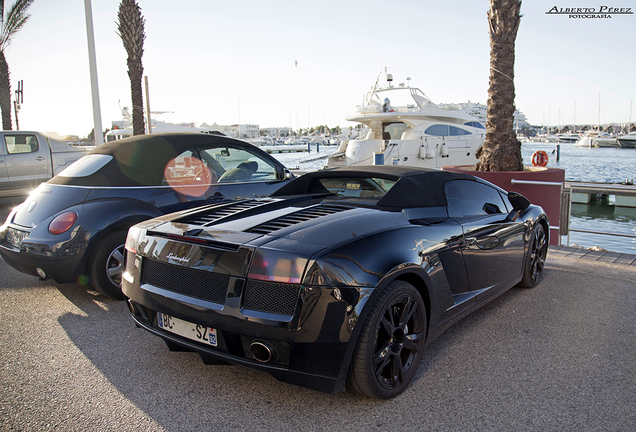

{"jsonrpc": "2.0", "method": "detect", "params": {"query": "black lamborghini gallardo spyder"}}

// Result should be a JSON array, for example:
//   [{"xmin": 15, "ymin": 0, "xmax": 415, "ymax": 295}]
[{"xmin": 122, "ymin": 166, "xmax": 548, "ymax": 399}]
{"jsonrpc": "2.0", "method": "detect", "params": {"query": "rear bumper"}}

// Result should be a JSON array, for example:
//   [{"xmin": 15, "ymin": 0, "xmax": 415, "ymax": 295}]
[
  {"xmin": 127, "ymin": 298, "xmax": 346, "ymax": 394},
  {"xmin": 0, "ymin": 226, "xmax": 91, "ymax": 284},
  {"xmin": 122, "ymin": 250, "xmax": 376, "ymax": 394}
]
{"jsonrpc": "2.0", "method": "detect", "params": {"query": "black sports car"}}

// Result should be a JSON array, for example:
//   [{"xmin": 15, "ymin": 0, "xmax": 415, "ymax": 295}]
[
  {"xmin": 122, "ymin": 166, "xmax": 548, "ymax": 399},
  {"xmin": 0, "ymin": 133, "xmax": 292, "ymax": 299}
]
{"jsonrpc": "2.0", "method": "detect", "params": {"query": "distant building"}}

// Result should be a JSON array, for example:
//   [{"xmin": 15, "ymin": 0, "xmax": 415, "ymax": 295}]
[
  {"xmin": 261, "ymin": 127, "xmax": 293, "ymax": 137},
  {"xmin": 197, "ymin": 123, "xmax": 260, "ymax": 138},
  {"xmin": 198, "ymin": 122, "xmax": 233, "ymax": 135}
]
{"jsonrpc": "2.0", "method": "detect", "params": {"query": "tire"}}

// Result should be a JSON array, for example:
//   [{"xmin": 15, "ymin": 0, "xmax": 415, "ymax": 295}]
[
  {"xmin": 518, "ymin": 223, "xmax": 548, "ymax": 288},
  {"xmin": 347, "ymin": 280, "xmax": 427, "ymax": 399},
  {"xmin": 88, "ymin": 230, "xmax": 127, "ymax": 300}
]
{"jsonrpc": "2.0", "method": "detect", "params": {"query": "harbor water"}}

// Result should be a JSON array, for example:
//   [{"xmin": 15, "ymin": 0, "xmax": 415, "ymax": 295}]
[{"xmin": 272, "ymin": 142, "xmax": 636, "ymax": 254}]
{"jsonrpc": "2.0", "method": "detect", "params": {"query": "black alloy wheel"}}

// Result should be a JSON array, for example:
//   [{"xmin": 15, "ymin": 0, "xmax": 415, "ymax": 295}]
[
  {"xmin": 347, "ymin": 280, "xmax": 426, "ymax": 399},
  {"xmin": 88, "ymin": 230, "xmax": 127, "ymax": 300},
  {"xmin": 519, "ymin": 223, "xmax": 548, "ymax": 288}
]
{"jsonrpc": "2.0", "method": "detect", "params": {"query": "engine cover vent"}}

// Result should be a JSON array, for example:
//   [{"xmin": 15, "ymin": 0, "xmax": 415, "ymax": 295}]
[
  {"xmin": 174, "ymin": 198, "xmax": 277, "ymax": 226},
  {"xmin": 245, "ymin": 204, "xmax": 353, "ymax": 235}
]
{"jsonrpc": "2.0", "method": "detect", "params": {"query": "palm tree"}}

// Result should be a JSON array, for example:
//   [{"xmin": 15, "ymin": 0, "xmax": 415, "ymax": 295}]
[
  {"xmin": 0, "ymin": 0, "xmax": 34, "ymax": 131},
  {"xmin": 116, "ymin": 0, "xmax": 145, "ymax": 135},
  {"xmin": 475, "ymin": 0, "xmax": 523, "ymax": 172}
]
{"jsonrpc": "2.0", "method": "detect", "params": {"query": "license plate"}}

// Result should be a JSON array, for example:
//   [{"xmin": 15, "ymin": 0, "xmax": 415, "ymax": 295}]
[
  {"xmin": 6, "ymin": 228, "xmax": 28, "ymax": 247},
  {"xmin": 157, "ymin": 312, "xmax": 217, "ymax": 346}
]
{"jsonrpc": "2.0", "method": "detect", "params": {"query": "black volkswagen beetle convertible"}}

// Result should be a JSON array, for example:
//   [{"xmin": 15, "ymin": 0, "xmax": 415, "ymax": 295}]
[
  {"xmin": 122, "ymin": 166, "xmax": 549, "ymax": 399},
  {"xmin": 0, "ymin": 133, "xmax": 292, "ymax": 299}
]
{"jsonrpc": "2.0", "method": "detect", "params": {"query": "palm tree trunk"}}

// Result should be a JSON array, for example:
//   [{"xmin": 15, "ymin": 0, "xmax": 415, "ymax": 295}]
[
  {"xmin": 475, "ymin": 0, "xmax": 523, "ymax": 172},
  {"xmin": 128, "ymin": 60, "xmax": 144, "ymax": 135},
  {"xmin": 117, "ymin": 0, "xmax": 146, "ymax": 136},
  {"xmin": 0, "ymin": 51, "xmax": 13, "ymax": 130}
]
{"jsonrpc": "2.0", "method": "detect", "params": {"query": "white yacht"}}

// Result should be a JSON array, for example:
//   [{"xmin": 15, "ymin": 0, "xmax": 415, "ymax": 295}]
[
  {"xmin": 574, "ymin": 131, "xmax": 619, "ymax": 148},
  {"xmin": 327, "ymin": 71, "xmax": 484, "ymax": 168},
  {"xmin": 617, "ymin": 132, "xmax": 636, "ymax": 148},
  {"xmin": 105, "ymin": 107, "xmax": 224, "ymax": 142},
  {"xmin": 557, "ymin": 133, "xmax": 580, "ymax": 143}
]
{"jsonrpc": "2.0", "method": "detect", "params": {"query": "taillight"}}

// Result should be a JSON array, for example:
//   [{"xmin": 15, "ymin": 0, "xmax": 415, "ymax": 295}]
[
  {"xmin": 48, "ymin": 212, "xmax": 78, "ymax": 234},
  {"xmin": 247, "ymin": 249, "xmax": 307, "ymax": 284}
]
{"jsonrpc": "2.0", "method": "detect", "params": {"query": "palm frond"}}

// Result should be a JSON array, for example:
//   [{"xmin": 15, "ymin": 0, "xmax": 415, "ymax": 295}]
[
  {"xmin": 0, "ymin": 0, "xmax": 35, "ymax": 52},
  {"xmin": 116, "ymin": 0, "xmax": 146, "ymax": 61}
]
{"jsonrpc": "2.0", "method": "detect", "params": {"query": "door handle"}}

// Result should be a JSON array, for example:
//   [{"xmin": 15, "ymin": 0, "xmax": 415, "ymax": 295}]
[
  {"xmin": 36, "ymin": 156, "xmax": 45, "ymax": 161},
  {"xmin": 462, "ymin": 237, "xmax": 477, "ymax": 247}
]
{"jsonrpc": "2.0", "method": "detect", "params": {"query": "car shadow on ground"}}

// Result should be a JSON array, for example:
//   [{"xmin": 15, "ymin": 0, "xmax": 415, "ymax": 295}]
[{"xmin": 49, "ymin": 267, "xmax": 544, "ymax": 431}]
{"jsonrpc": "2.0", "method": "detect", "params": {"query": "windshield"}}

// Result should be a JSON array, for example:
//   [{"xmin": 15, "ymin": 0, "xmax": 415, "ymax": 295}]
[{"xmin": 310, "ymin": 177, "xmax": 396, "ymax": 201}]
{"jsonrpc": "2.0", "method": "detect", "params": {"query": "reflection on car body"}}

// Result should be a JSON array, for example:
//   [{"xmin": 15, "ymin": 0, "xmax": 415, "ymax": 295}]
[{"xmin": 123, "ymin": 166, "xmax": 549, "ymax": 399}]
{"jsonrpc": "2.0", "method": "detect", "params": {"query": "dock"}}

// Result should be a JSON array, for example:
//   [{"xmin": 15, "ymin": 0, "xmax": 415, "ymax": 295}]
[
  {"xmin": 549, "ymin": 244, "xmax": 636, "ymax": 266},
  {"xmin": 567, "ymin": 180, "xmax": 636, "ymax": 207},
  {"xmin": 260, "ymin": 144, "xmax": 309, "ymax": 154}
]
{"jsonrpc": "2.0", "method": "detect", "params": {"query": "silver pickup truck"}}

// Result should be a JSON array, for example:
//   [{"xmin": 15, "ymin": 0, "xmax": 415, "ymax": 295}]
[{"xmin": 0, "ymin": 131, "xmax": 94, "ymax": 197}]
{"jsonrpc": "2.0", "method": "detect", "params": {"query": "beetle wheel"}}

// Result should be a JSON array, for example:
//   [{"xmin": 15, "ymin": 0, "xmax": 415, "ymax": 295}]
[
  {"xmin": 88, "ymin": 230, "xmax": 127, "ymax": 300},
  {"xmin": 347, "ymin": 280, "xmax": 426, "ymax": 399}
]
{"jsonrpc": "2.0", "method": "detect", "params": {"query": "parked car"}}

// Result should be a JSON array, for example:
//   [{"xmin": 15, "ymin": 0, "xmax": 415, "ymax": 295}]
[
  {"xmin": 0, "ymin": 131, "xmax": 93, "ymax": 197},
  {"xmin": 122, "ymin": 165, "xmax": 549, "ymax": 399},
  {"xmin": 0, "ymin": 133, "xmax": 293, "ymax": 299}
]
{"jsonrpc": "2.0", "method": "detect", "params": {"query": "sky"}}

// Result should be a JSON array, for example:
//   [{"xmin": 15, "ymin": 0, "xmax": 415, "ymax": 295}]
[{"xmin": 6, "ymin": 0, "xmax": 636, "ymax": 137}]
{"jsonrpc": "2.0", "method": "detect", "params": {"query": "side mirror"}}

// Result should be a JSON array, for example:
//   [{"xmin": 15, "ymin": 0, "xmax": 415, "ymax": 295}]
[{"xmin": 508, "ymin": 191, "xmax": 530, "ymax": 211}]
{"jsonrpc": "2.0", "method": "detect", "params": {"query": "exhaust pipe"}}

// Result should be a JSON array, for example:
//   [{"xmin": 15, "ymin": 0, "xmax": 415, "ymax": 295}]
[
  {"xmin": 127, "ymin": 299, "xmax": 139, "ymax": 316},
  {"xmin": 249, "ymin": 340, "xmax": 278, "ymax": 363}
]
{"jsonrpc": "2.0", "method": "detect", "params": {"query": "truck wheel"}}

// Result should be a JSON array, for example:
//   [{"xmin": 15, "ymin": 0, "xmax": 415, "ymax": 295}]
[{"xmin": 88, "ymin": 230, "xmax": 127, "ymax": 300}]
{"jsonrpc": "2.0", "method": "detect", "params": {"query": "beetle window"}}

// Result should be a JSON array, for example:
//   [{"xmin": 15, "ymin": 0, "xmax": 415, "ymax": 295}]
[
  {"xmin": 200, "ymin": 146, "xmax": 278, "ymax": 183},
  {"xmin": 163, "ymin": 150, "xmax": 212, "ymax": 185},
  {"xmin": 58, "ymin": 154, "xmax": 113, "ymax": 177},
  {"xmin": 445, "ymin": 180, "xmax": 507, "ymax": 217}
]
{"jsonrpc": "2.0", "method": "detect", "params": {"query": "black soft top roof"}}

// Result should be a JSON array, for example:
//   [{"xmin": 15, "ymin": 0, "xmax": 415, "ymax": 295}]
[
  {"xmin": 47, "ymin": 133, "xmax": 271, "ymax": 187},
  {"xmin": 272, "ymin": 166, "xmax": 477, "ymax": 208}
]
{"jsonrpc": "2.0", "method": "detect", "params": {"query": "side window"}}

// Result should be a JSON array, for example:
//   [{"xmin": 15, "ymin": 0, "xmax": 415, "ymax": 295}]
[
  {"xmin": 200, "ymin": 146, "xmax": 278, "ymax": 183},
  {"xmin": 445, "ymin": 180, "xmax": 508, "ymax": 217},
  {"xmin": 425, "ymin": 124, "xmax": 450, "ymax": 136},
  {"xmin": 163, "ymin": 149, "xmax": 211, "ymax": 186},
  {"xmin": 464, "ymin": 121, "xmax": 486, "ymax": 130},
  {"xmin": 449, "ymin": 126, "xmax": 472, "ymax": 136},
  {"xmin": 5, "ymin": 135, "xmax": 40, "ymax": 154}
]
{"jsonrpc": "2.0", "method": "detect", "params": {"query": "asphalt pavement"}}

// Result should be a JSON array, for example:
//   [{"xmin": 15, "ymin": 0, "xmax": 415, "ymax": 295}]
[{"xmin": 1, "ymin": 198, "xmax": 635, "ymax": 431}]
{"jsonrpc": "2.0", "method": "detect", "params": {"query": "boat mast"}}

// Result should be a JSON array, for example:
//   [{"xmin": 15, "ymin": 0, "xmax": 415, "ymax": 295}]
[{"xmin": 598, "ymin": 94, "xmax": 601, "ymax": 131}]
